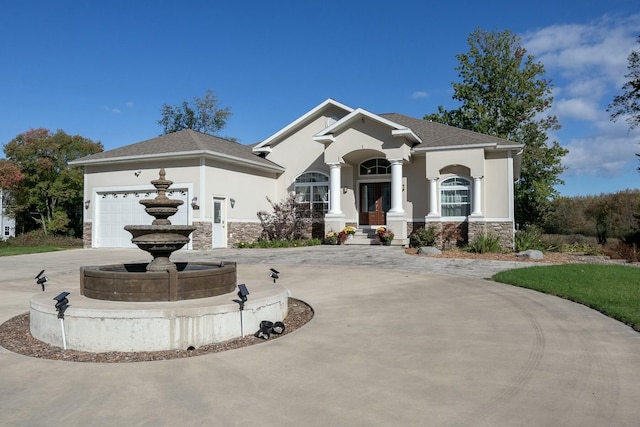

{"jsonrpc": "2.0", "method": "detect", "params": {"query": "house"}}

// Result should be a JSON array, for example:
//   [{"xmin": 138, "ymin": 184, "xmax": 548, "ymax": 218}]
[
  {"xmin": 0, "ymin": 189, "xmax": 16, "ymax": 240},
  {"xmin": 71, "ymin": 99, "xmax": 523, "ymax": 249}
]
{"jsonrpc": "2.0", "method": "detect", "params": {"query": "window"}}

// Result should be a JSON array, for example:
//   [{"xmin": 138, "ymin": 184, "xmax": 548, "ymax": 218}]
[
  {"xmin": 294, "ymin": 172, "xmax": 329, "ymax": 215},
  {"xmin": 440, "ymin": 177, "xmax": 471, "ymax": 217},
  {"xmin": 360, "ymin": 158, "xmax": 390, "ymax": 175},
  {"xmin": 4, "ymin": 226, "xmax": 9, "ymax": 237}
]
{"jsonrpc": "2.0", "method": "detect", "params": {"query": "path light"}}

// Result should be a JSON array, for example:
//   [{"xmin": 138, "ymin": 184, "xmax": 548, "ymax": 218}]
[
  {"xmin": 255, "ymin": 320, "xmax": 273, "ymax": 340},
  {"xmin": 53, "ymin": 291, "xmax": 70, "ymax": 350},
  {"xmin": 269, "ymin": 268, "xmax": 279, "ymax": 283},
  {"xmin": 35, "ymin": 270, "xmax": 48, "ymax": 291},
  {"xmin": 234, "ymin": 284, "xmax": 249, "ymax": 337},
  {"xmin": 53, "ymin": 292, "xmax": 70, "ymax": 319}
]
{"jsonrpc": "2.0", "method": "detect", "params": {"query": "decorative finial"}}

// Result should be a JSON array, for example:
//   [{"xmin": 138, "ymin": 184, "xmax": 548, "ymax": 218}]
[{"xmin": 159, "ymin": 168, "xmax": 166, "ymax": 180}]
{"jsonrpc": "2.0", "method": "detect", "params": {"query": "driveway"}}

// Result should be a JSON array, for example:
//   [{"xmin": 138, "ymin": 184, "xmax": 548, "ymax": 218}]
[{"xmin": 1, "ymin": 246, "xmax": 639, "ymax": 426}]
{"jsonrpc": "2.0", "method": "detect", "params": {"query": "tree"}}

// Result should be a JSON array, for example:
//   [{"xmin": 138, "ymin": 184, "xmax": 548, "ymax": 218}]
[
  {"xmin": 425, "ymin": 28, "xmax": 568, "ymax": 228},
  {"xmin": 608, "ymin": 36, "xmax": 640, "ymax": 171},
  {"xmin": 257, "ymin": 194, "xmax": 312, "ymax": 241},
  {"xmin": 3, "ymin": 128, "xmax": 103, "ymax": 235},
  {"xmin": 158, "ymin": 89, "xmax": 232, "ymax": 135},
  {"xmin": 0, "ymin": 159, "xmax": 24, "ymax": 224}
]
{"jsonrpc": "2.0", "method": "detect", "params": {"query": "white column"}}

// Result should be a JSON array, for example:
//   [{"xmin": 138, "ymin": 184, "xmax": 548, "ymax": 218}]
[
  {"xmin": 472, "ymin": 176, "xmax": 483, "ymax": 216},
  {"xmin": 428, "ymin": 177, "xmax": 439, "ymax": 216},
  {"xmin": 328, "ymin": 163, "xmax": 342, "ymax": 214},
  {"xmin": 389, "ymin": 159, "xmax": 404, "ymax": 213}
]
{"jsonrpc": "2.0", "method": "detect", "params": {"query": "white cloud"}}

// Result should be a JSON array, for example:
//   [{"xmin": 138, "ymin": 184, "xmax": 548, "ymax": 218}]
[
  {"xmin": 562, "ymin": 131, "xmax": 639, "ymax": 177},
  {"xmin": 411, "ymin": 91, "xmax": 428, "ymax": 99},
  {"xmin": 555, "ymin": 98, "xmax": 600, "ymax": 121},
  {"xmin": 520, "ymin": 13, "xmax": 640, "ymax": 180},
  {"xmin": 126, "ymin": 101, "xmax": 134, "ymax": 108}
]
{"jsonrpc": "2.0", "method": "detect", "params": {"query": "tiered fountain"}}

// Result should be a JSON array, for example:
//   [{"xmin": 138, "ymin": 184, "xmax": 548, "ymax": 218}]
[
  {"xmin": 29, "ymin": 168, "xmax": 289, "ymax": 352},
  {"xmin": 80, "ymin": 168, "xmax": 236, "ymax": 301}
]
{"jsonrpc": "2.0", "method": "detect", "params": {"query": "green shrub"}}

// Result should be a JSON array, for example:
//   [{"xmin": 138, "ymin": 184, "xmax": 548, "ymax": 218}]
[
  {"xmin": 514, "ymin": 226, "xmax": 544, "ymax": 252},
  {"xmin": 236, "ymin": 238, "xmax": 322, "ymax": 248},
  {"xmin": 562, "ymin": 242, "xmax": 601, "ymax": 255},
  {"xmin": 466, "ymin": 232, "xmax": 502, "ymax": 253},
  {"xmin": 409, "ymin": 225, "xmax": 438, "ymax": 248}
]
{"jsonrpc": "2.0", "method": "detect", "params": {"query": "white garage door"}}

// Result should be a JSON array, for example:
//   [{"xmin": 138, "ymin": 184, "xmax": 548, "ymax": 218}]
[{"xmin": 96, "ymin": 189, "xmax": 189, "ymax": 248}]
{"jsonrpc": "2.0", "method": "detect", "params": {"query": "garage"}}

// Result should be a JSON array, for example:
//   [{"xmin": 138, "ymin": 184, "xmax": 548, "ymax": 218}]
[{"xmin": 95, "ymin": 189, "xmax": 189, "ymax": 248}]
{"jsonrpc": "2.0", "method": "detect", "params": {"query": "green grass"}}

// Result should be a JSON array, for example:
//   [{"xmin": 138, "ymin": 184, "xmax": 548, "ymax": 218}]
[
  {"xmin": 0, "ymin": 246, "xmax": 70, "ymax": 256},
  {"xmin": 494, "ymin": 264, "xmax": 640, "ymax": 332},
  {"xmin": 0, "ymin": 233, "xmax": 83, "ymax": 256}
]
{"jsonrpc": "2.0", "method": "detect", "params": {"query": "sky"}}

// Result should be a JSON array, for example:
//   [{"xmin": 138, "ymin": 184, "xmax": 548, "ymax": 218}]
[{"xmin": 1, "ymin": 0, "xmax": 638, "ymax": 197}]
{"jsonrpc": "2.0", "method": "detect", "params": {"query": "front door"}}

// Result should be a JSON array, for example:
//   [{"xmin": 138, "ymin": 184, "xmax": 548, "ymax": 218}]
[
  {"xmin": 212, "ymin": 197, "xmax": 226, "ymax": 248},
  {"xmin": 359, "ymin": 183, "xmax": 391, "ymax": 225}
]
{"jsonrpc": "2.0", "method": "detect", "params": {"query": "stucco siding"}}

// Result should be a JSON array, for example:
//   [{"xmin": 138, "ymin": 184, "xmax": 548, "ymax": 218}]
[
  {"xmin": 484, "ymin": 152, "xmax": 510, "ymax": 219},
  {"xmin": 426, "ymin": 148, "xmax": 485, "ymax": 177}
]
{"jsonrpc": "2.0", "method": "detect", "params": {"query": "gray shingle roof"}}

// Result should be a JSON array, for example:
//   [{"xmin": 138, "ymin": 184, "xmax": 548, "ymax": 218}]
[
  {"xmin": 380, "ymin": 113, "xmax": 521, "ymax": 149},
  {"xmin": 71, "ymin": 129, "xmax": 283, "ymax": 170}
]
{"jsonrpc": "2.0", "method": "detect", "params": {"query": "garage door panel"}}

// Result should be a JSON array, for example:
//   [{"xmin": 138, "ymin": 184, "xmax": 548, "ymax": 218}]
[{"xmin": 97, "ymin": 190, "xmax": 188, "ymax": 248}]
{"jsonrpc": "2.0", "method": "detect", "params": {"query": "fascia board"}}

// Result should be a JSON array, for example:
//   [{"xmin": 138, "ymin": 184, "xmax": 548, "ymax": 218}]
[
  {"xmin": 71, "ymin": 150, "xmax": 285, "ymax": 173},
  {"xmin": 391, "ymin": 128, "xmax": 422, "ymax": 143},
  {"xmin": 252, "ymin": 98, "xmax": 353, "ymax": 151}
]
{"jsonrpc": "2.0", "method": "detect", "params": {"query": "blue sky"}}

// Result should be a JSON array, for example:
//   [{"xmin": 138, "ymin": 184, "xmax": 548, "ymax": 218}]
[{"xmin": 1, "ymin": 0, "xmax": 638, "ymax": 197}]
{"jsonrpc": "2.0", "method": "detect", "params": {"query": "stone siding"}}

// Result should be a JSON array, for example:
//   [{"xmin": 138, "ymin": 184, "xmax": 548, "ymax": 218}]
[
  {"xmin": 228, "ymin": 222, "xmax": 263, "ymax": 247},
  {"xmin": 191, "ymin": 221, "xmax": 212, "ymax": 250},
  {"xmin": 83, "ymin": 222, "xmax": 92, "ymax": 248},
  {"xmin": 468, "ymin": 221, "xmax": 515, "ymax": 249}
]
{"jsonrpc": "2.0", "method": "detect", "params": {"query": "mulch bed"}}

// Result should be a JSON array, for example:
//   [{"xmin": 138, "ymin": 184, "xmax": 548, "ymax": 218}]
[{"xmin": 0, "ymin": 298, "xmax": 313, "ymax": 363}]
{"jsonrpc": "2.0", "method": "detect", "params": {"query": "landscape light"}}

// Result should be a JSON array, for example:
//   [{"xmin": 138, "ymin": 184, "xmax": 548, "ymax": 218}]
[
  {"xmin": 269, "ymin": 268, "xmax": 279, "ymax": 283},
  {"xmin": 35, "ymin": 270, "xmax": 48, "ymax": 291}
]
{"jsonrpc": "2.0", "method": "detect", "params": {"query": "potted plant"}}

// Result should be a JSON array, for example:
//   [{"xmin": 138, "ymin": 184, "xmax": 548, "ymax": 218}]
[
  {"xmin": 325, "ymin": 231, "xmax": 338, "ymax": 245},
  {"xmin": 376, "ymin": 227, "xmax": 394, "ymax": 246},
  {"xmin": 343, "ymin": 226, "xmax": 356, "ymax": 240}
]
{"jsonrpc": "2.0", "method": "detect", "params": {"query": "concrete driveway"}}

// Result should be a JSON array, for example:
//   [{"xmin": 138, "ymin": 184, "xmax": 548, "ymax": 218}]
[{"xmin": 1, "ymin": 246, "xmax": 639, "ymax": 426}]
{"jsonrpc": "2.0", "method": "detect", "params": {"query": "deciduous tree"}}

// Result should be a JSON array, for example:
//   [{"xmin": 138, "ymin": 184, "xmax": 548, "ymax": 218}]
[
  {"xmin": 608, "ymin": 36, "xmax": 640, "ymax": 171},
  {"xmin": 158, "ymin": 89, "xmax": 232, "ymax": 135},
  {"xmin": 3, "ymin": 128, "xmax": 103, "ymax": 235},
  {"xmin": 425, "ymin": 28, "xmax": 568, "ymax": 228}
]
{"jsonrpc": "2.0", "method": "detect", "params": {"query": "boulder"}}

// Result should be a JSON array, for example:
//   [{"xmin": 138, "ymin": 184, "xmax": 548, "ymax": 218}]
[
  {"xmin": 418, "ymin": 246, "xmax": 442, "ymax": 255},
  {"xmin": 517, "ymin": 249, "xmax": 544, "ymax": 260}
]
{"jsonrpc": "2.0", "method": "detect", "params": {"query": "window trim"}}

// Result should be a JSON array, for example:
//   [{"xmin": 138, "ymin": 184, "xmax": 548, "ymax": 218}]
[
  {"xmin": 359, "ymin": 158, "xmax": 391, "ymax": 176},
  {"xmin": 440, "ymin": 176, "xmax": 472, "ymax": 218},
  {"xmin": 293, "ymin": 171, "xmax": 329, "ymax": 215}
]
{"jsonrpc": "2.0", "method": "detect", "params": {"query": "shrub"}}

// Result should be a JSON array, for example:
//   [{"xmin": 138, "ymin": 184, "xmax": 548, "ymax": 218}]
[
  {"xmin": 441, "ymin": 223, "xmax": 464, "ymax": 249},
  {"xmin": 409, "ymin": 225, "xmax": 438, "ymax": 248},
  {"xmin": 514, "ymin": 225, "xmax": 544, "ymax": 252},
  {"xmin": 466, "ymin": 232, "xmax": 502, "ymax": 253},
  {"xmin": 256, "ymin": 194, "xmax": 312, "ymax": 241},
  {"xmin": 236, "ymin": 238, "xmax": 321, "ymax": 248}
]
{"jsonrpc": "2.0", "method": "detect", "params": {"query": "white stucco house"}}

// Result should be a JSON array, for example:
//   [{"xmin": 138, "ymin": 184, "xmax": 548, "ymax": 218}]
[
  {"xmin": 0, "ymin": 190, "xmax": 16, "ymax": 240},
  {"xmin": 71, "ymin": 98, "xmax": 523, "ymax": 249}
]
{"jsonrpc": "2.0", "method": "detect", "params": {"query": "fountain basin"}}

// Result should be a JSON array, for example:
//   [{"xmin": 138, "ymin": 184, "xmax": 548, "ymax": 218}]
[
  {"xmin": 30, "ymin": 283, "xmax": 289, "ymax": 352},
  {"xmin": 80, "ymin": 261, "xmax": 237, "ymax": 301}
]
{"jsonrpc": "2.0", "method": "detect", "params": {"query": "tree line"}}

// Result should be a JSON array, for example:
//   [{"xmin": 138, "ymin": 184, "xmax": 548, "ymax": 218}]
[{"xmin": 544, "ymin": 190, "xmax": 640, "ymax": 242}]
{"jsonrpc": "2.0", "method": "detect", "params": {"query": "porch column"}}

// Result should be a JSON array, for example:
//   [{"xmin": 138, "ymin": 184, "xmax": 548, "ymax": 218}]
[
  {"xmin": 328, "ymin": 162, "xmax": 342, "ymax": 215},
  {"xmin": 389, "ymin": 159, "xmax": 404, "ymax": 213},
  {"xmin": 427, "ymin": 177, "xmax": 439, "ymax": 216},
  {"xmin": 472, "ymin": 176, "xmax": 483, "ymax": 216}
]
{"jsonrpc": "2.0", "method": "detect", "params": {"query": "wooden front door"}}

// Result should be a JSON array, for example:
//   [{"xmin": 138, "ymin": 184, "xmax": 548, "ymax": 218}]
[{"xmin": 359, "ymin": 182, "xmax": 391, "ymax": 225}]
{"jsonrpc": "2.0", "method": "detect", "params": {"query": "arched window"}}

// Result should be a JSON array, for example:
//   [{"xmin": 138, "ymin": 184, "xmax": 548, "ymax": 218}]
[
  {"xmin": 440, "ymin": 177, "xmax": 471, "ymax": 217},
  {"xmin": 360, "ymin": 158, "xmax": 390, "ymax": 175},
  {"xmin": 294, "ymin": 172, "xmax": 329, "ymax": 215}
]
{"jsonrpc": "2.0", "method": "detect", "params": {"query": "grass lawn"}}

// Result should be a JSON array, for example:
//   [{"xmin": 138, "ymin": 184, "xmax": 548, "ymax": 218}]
[
  {"xmin": 494, "ymin": 264, "xmax": 640, "ymax": 332},
  {"xmin": 0, "ymin": 246, "xmax": 72, "ymax": 256}
]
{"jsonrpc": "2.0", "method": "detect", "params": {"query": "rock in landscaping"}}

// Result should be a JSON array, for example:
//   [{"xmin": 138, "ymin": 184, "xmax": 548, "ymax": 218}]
[
  {"xmin": 517, "ymin": 249, "xmax": 544, "ymax": 260},
  {"xmin": 418, "ymin": 246, "xmax": 442, "ymax": 255}
]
